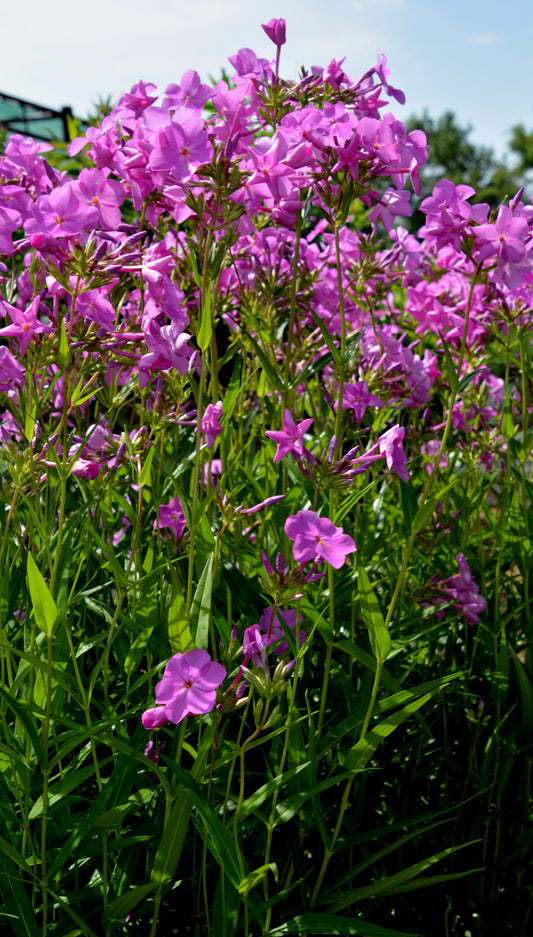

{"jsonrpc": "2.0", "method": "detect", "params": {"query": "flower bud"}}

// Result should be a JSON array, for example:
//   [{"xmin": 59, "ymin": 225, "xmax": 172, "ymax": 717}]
[{"xmin": 261, "ymin": 18, "xmax": 286, "ymax": 47}]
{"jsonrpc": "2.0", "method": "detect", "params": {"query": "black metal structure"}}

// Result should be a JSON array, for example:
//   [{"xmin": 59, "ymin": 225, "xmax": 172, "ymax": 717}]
[{"xmin": 0, "ymin": 91, "xmax": 74, "ymax": 142}]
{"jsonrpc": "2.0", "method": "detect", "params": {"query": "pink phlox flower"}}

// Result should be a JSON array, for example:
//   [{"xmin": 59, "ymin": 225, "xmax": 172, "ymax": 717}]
[
  {"xmin": 265, "ymin": 409, "xmax": 313, "ymax": 462},
  {"xmin": 322, "ymin": 58, "xmax": 348, "ymax": 90},
  {"xmin": 156, "ymin": 495, "xmax": 186, "ymax": 540},
  {"xmin": 242, "ymin": 624, "xmax": 273, "ymax": 668},
  {"xmin": 441, "ymin": 553, "xmax": 486, "ymax": 626},
  {"xmin": 200, "ymin": 401, "xmax": 222, "ymax": 448},
  {"xmin": 261, "ymin": 17, "xmax": 286, "ymax": 47},
  {"xmin": 0, "ymin": 204, "xmax": 22, "ymax": 255},
  {"xmin": 259, "ymin": 607, "xmax": 306, "ymax": 655},
  {"xmin": 353, "ymin": 425, "xmax": 408, "ymax": 482},
  {"xmin": 71, "ymin": 458, "xmax": 101, "ymax": 480},
  {"xmin": 163, "ymin": 72, "xmax": 212, "ymax": 111},
  {"xmin": 144, "ymin": 738, "xmax": 165, "ymax": 784},
  {"xmin": 421, "ymin": 439, "xmax": 447, "ymax": 475},
  {"xmin": 335, "ymin": 381, "xmax": 384, "ymax": 422},
  {"xmin": 211, "ymin": 80, "xmax": 253, "ymax": 142},
  {"xmin": 142, "ymin": 278, "xmax": 188, "ymax": 331},
  {"xmin": 119, "ymin": 80, "xmax": 158, "ymax": 118},
  {"xmin": 26, "ymin": 183, "xmax": 99, "ymax": 238},
  {"xmin": 204, "ymin": 458, "xmax": 222, "ymax": 488},
  {"xmin": 377, "ymin": 425, "xmax": 409, "ymax": 482},
  {"xmin": 420, "ymin": 179, "xmax": 476, "ymax": 219},
  {"xmin": 149, "ymin": 113, "xmax": 212, "ymax": 181},
  {"xmin": 0, "ymin": 345, "xmax": 25, "ymax": 392},
  {"xmin": 0, "ymin": 296, "xmax": 53, "ymax": 353},
  {"xmin": 4, "ymin": 133, "xmax": 52, "ymax": 160},
  {"xmin": 284, "ymin": 510, "xmax": 356, "ymax": 569},
  {"xmin": 75, "ymin": 168, "xmax": 125, "ymax": 229},
  {"xmin": 246, "ymin": 133, "xmax": 294, "ymax": 199},
  {"xmin": 142, "ymin": 649, "xmax": 226, "ymax": 728},
  {"xmin": 367, "ymin": 188, "xmax": 412, "ymax": 232},
  {"xmin": 75, "ymin": 288, "xmax": 116, "ymax": 332},
  {"xmin": 374, "ymin": 52, "xmax": 406, "ymax": 105},
  {"xmin": 139, "ymin": 323, "xmax": 194, "ymax": 384},
  {"xmin": 475, "ymin": 205, "xmax": 530, "ymax": 265}
]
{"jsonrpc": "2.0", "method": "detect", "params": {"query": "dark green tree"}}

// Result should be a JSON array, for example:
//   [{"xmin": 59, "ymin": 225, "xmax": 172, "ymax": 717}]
[{"xmin": 508, "ymin": 123, "xmax": 533, "ymax": 175}]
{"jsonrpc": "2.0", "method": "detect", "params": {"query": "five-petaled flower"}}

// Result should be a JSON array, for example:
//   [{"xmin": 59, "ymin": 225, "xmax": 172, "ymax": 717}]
[
  {"xmin": 285, "ymin": 510, "xmax": 356, "ymax": 569},
  {"xmin": 156, "ymin": 495, "xmax": 186, "ymax": 540},
  {"xmin": 265, "ymin": 409, "xmax": 313, "ymax": 463},
  {"xmin": 142, "ymin": 649, "xmax": 226, "ymax": 728}
]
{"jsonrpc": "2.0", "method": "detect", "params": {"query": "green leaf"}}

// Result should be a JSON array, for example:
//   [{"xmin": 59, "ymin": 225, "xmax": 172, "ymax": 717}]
[
  {"xmin": 373, "ymin": 671, "xmax": 465, "ymax": 716},
  {"xmin": 150, "ymin": 727, "xmax": 213, "ymax": 885},
  {"xmin": 102, "ymin": 882, "xmax": 160, "ymax": 926},
  {"xmin": 247, "ymin": 334, "xmax": 284, "ymax": 393},
  {"xmin": 84, "ymin": 525, "xmax": 127, "ymax": 587},
  {"xmin": 188, "ymin": 245, "xmax": 202, "ymax": 288},
  {"xmin": 197, "ymin": 286, "xmax": 213, "ymax": 350},
  {"xmin": 139, "ymin": 442, "xmax": 155, "ymax": 488},
  {"xmin": 213, "ymin": 873, "xmax": 240, "ymax": 937},
  {"xmin": 190, "ymin": 552, "xmax": 214, "ymax": 649},
  {"xmin": 501, "ymin": 382, "xmax": 515, "ymax": 440},
  {"xmin": 23, "ymin": 390, "xmax": 37, "ymax": 443},
  {"xmin": 330, "ymin": 840, "xmax": 481, "ymax": 910},
  {"xmin": 509, "ymin": 646, "xmax": 533, "ymax": 744},
  {"xmin": 168, "ymin": 566, "xmax": 193, "ymax": 653},
  {"xmin": 345, "ymin": 692, "xmax": 433, "ymax": 772},
  {"xmin": 188, "ymin": 788, "xmax": 246, "ymax": 890},
  {"xmin": 267, "ymin": 913, "xmax": 417, "ymax": 936},
  {"xmin": 93, "ymin": 803, "xmax": 132, "ymax": 834},
  {"xmin": 411, "ymin": 495, "xmax": 438, "ymax": 536},
  {"xmin": 221, "ymin": 356, "xmax": 245, "ymax": 426},
  {"xmin": 238, "ymin": 863, "xmax": 277, "ymax": 897},
  {"xmin": 26, "ymin": 553, "xmax": 58, "ymax": 637},
  {"xmin": 0, "ymin": 689, "xmax": 45, "ymax": 767},
  {"xmin": 317, "ymin": 673, "xmax": 463, "ymax": 761},
  {"xmin": 70, "ymin": 377, "xmax": 99, "ymax": 407},
  {"xmin": 57, "ymin": 316, "xmax": 70, "ymax": 368},
  {"xmin": 357, "ymin": 565, "xmax": 390, "ymax": 662},
  {"xmin": 0, "ymin": 836, "xmax": 35, "ymax": 875},
  {"xmin": 399, "ymin": 480, "xmax": 419, "ymax": 532},
  {"xmin": 308, "ymin": 309, "xmax": 341, "ymax": 367},
  {"xmin": 0, "ymin": 855, "xmax": 40, "ymax": 937}
]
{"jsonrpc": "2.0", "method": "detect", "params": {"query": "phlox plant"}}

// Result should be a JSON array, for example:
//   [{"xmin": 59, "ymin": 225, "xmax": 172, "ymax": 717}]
[{"xmin": 0, "ymin": 16, "xmax": 532, "ymax": 937}]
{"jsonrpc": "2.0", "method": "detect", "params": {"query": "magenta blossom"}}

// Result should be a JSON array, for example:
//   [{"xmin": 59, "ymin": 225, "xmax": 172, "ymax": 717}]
[
  {"xmin": 0, "ymin": 296, "xmax": 53, "ymax": 354},
  {"xmin": 0, "ymin": 346, "xmax": 25, "ymax": 392},
  {"xmin": 142, "ymin": 649, "xmax": 226, "ymax": 728},
  {"xmin": 335, "ymin": 381, "xmax": 383, "ymax": 422},
  {"xmin": 261, "ymin": 17, "xmax": 286, "ymax": 47},
  {"xmin": 377, "ymin": 425, "xmax": 409, "ymax": 482},
  {"xmin": 259, "ymin": 607, "xmax": 306, "ymax": 654},
  {"xmin": 242, "ymin": 624, "xmax": 273, "ymax": 667},
  {"xmin": 156, "ymin": 495, "xmax": 186, "ymax": 539},
  {"xmin": 201, "ymin": 401, "xmax": 223, "ymax": 448},
  {"xmin": 441, "ymin": 553, "xmax": 486, "ymax": 626},
  {"xmin": 285, "ymin": 510, "xmax": 356, "ymax": 569},
  {"xmin": 265, "ymin": 409, "xmax": 313, "ymax": 462}
]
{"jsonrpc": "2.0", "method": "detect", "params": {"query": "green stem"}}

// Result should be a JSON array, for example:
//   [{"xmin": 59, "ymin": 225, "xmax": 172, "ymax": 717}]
[{"xmin": 333, "ymin": 221, "xmax": 348, "ymax": 460}]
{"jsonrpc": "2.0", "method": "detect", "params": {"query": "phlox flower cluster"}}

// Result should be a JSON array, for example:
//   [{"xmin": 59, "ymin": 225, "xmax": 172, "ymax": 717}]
[
  {"xmin": 0, "ymin": 17, "xmax": 525, "ymax": 749},
  {"xmin": 418, "ymin": 553, "xmax": 486, "ymax": 626}
]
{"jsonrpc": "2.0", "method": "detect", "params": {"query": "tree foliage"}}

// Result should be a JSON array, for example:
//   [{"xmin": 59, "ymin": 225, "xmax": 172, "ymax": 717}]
[{"xmin": 404, "ymin": 110, "xmax": 533, "ymax": 233}]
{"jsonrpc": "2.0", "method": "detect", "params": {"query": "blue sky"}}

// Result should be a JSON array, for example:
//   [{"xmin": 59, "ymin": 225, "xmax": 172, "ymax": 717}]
[{"xmin": 1, "ymin": 0, "xmax": 532, "ymax": 159}]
